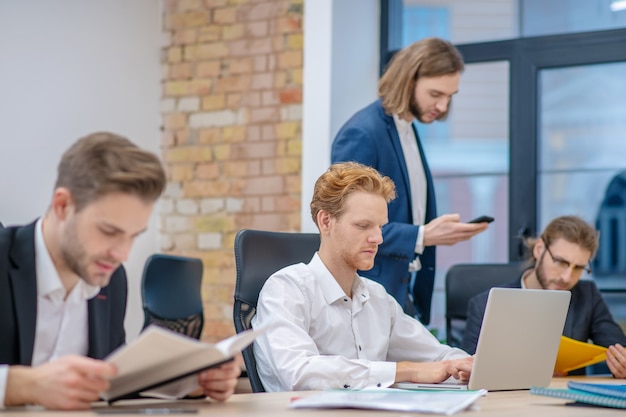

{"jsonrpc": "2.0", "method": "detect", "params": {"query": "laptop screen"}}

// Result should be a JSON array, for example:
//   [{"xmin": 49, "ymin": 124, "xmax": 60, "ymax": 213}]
[
  {"xmin": 468, "ymin": 287, "xmax": 570, "ymax": 390},
  {"xmin": 393, "ymin": 288, "xmax": 570, "ymax": 392}
]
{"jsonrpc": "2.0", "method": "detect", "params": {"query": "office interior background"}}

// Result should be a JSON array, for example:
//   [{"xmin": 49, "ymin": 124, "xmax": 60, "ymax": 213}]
[{"xmin": 1, "ymin": 0, "xmax": 625, "ymax": 342}]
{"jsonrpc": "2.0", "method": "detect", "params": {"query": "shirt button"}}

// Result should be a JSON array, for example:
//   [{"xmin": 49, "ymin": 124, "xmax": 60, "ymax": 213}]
[
  {"xmin": 343, "ymin": 298, "xmax": 348, "ymax": 302},
  {"xmin": 358, "ymin": 345, "xmax": 362, "ymax": 351},
  {"xmin": 377, "ymin": 383, "xmax": 382, "ymax": 387}
]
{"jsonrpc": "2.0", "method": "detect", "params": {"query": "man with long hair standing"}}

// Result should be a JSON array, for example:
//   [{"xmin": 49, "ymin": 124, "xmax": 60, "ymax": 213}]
[{"xmin": 332, "ymin": 37, "xmax": 489, "ymax": 324}]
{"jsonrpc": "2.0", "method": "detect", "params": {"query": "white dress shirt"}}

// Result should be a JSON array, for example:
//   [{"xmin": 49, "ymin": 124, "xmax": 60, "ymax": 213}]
[
  {"xmin": 393, "ymin": 114, "xmax": 427, "ymax": 269},
  {"xmin": 0, "ymin": 219, "xmax": 100, "ymax": 407},
  {"xmin": 252, "ymin": 253, "xmax": 468, "ymax": 392}
]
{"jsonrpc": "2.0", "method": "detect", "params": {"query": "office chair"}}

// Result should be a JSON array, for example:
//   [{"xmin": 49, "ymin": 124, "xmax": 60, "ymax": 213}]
[
  {"xmin": 141, "ymin": 254, "xmax": 204, "ymax": 339},
  {"xmin": 233, "ymin": 229, "xmax": 321, "ymax": 393},
  {"xmin": 445, "ymin": 262, "xmax": 523, "ymax": 348}
]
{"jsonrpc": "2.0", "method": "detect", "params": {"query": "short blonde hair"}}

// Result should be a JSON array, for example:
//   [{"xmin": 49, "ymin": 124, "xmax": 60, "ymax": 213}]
[{"xmin": 310, "ymin": 162, "xmax": 396, "ymax": 226}]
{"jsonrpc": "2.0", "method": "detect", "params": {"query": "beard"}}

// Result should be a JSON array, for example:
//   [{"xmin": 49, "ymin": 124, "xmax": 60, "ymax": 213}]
[
  {"xmin": 409, "ymin": 94, "xmax": 422, "ymax": 121},
  {"xmin": 534, "ymin": 252, "xmax": 549, "ymax": 290},
  {"xmin": 342, "ymin": 247, "xmax": 377, "ymax": 272},
  {"xmin": 534, "ymin": 251, "xmax": 570, "ymax": 290},
  {"xmin": 409, "ymin": 95, "xmax": 424, "ymax": 122},
  {"xmin": 60, "ymin": 217, "xmax": 116, "ymax": 287},
  {"xmin": 409, "ymin": 94, "xmax": 450, "ymax": 123}
]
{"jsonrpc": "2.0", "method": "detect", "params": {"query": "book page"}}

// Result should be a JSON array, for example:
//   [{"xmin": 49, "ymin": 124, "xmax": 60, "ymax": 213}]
[
  {"xmin": 216, "ymin": 326, "xmax": 265, "ymax": 355},
  {"xmin": 139, "ymin": 375, "xmax": 199, "ymax": 399}
]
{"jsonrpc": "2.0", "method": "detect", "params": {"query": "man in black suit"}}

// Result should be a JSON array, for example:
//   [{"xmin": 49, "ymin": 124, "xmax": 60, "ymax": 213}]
[
  {"xmin": 0, "ymin": 133, "xmax": 240, "ymax": 410},
  {"xmin": 462, "ymin": 215, "xmax": 626, "ymax": 378}
]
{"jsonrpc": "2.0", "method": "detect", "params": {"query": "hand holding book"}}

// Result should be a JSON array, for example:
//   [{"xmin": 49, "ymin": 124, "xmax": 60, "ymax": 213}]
[
  {"xmin": 605, "ymin": 343, "xmax": 626, "ymax": 379},
  {"xmin": 554, "ymin": 336, "xmax": 626, "ymax": 375},
  {"xmin": 101, "ymin": 325, "xmax": 263, "ymax": 402},
  {"xmin": 554, "ymin": 336, "xmax": 609, "ymax": 373}
]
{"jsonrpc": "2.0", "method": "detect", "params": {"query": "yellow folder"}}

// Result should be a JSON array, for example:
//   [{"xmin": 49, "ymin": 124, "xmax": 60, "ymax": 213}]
[{"xmin": 554, "ymin": 336, "xmax": 608, "ymax": 373}]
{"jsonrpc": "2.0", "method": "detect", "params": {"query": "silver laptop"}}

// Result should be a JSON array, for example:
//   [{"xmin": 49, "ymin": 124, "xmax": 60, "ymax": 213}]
[{"xmin": 394, "ymin": 287, "xmax": 571, "ymax": 391}]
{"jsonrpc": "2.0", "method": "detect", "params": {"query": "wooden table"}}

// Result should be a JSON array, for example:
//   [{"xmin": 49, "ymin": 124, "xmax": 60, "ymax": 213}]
[{"xmin": 6, "ymin": 376, "xmax": 625, "ymax": 416}]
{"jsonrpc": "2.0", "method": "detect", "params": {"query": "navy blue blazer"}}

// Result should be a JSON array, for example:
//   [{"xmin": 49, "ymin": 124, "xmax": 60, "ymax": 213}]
[
  {"xmin": 462, "ymin": 277, "xmax": 626, "ymax": 372},
  {"xmin": 332, "ymin": 99, "xmax": 437, "ymax": 324},
  {"xmin": 0, "ymin": 221, "xmax": 127, "ymax": 365}
]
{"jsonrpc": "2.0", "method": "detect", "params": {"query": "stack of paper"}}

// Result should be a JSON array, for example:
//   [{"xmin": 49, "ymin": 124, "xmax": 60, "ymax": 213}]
[
  {"xmin": 531, "ymin": 381, "xmax": 626, "ymax": 409},
  {"xmin": 290, "ymin": 389, "xmax": 487, "ymax": 415}
]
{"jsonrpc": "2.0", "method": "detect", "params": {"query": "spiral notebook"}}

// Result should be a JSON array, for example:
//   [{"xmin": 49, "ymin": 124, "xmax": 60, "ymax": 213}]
[
  {"xmin": 530, "ymin": 381, "xmax": 626, "ymax": 409},
  {"xmin": 568, "ymin": 381, "xmax": 626, "ymax": 397}
]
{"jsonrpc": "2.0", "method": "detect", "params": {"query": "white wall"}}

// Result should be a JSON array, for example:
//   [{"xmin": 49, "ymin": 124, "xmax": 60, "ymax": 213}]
[
  {"xmin": 0, "ymin": 0, "xmax": 381, "ymax": 338},
  {"xmin": 0, "ymin": 0, "xmax": 162, "ymax": 340},
  {"xmin": 301, "ymin": 0, "xmax": 380, "ymax": 232}
]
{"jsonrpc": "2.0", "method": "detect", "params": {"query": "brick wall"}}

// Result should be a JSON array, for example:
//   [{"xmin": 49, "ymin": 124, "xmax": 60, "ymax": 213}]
[{"xmin": 160, "ymin": 0, "xmax": 304, "ymax": 342}]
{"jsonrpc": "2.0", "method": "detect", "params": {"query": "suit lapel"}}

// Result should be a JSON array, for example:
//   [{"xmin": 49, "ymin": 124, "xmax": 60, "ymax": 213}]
[
  {"xmin": 87, "ymin": 288, "xmax": 111, "ymax": 359},
  {"xmin": 9, "ymin": 223, "xmax": 39, "ymax": 365},
  {"xmin": 8, "ymin": 222, "xmax": 116, "ymax": 362}
]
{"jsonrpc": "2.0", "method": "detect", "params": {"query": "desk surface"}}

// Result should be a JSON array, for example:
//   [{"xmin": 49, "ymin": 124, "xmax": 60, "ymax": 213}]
[{"xmin": 7, "ymin": 377, "xmax": 626, "ymax": 416}]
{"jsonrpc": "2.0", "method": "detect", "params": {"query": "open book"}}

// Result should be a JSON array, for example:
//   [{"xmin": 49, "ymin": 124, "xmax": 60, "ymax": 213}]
[
  {"xmin": 554, "ymin": 336, "xmax": 609, "ymax": 373},
  {"xmin": 101, "ymin": 325, "xmax": 262, "ymax": 402}
]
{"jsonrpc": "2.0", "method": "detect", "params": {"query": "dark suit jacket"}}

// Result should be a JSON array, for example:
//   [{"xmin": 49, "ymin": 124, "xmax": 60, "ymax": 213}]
[
  {"xmin": 462, "ymin": 277, "xmax": 626, "ymax": 371},
  {"xmin": 332, "ymin": 99, "xmax": 437, "ymax": 324},
  {"xmin": 0, "ymin": 221, "xmax": 127, "ymax": 365}
]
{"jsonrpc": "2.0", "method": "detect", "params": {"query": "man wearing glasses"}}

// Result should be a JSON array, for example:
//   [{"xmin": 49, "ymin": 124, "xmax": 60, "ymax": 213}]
[{"xmin": 461, "ymin": 215, "xmax": 626, "ymax": 378}]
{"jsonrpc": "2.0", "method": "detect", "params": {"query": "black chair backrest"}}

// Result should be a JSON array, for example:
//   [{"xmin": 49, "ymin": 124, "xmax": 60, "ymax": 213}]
[
  {"xmin": 233, "ymin": 229, "xmax": 320, "ymax": 393},
  {"xmin": 445, "ymin": 262, "xmax": 523, "ymax": 348},
  {"xmin": 141, "ymin": 254, "xmax": 204, "ymax": 339}
]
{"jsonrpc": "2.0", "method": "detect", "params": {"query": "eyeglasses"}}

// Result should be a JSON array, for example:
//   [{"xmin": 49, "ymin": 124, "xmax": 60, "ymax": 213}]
[{"xmin": 541, "ymin": 237, "xmax": 592, "ymax": 276}]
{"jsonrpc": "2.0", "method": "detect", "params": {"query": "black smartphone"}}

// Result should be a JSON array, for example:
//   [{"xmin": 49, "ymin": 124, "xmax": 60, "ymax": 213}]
[{"xmin": 467, "ymin": 215, "xmax": 494, "ymax": 224}]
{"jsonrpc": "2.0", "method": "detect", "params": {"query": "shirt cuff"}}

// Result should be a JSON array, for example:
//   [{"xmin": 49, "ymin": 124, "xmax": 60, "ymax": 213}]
[
  {"xmin": 414, "ymin": 226, "xmax": 425, "ymax": 255},
  {"xmin": 365, "ymin": 361, "xmax": 396, "ymax": 389},
  {"xmin": 0, "ymin": 365, "xmax": 8, "ymax": 409}
]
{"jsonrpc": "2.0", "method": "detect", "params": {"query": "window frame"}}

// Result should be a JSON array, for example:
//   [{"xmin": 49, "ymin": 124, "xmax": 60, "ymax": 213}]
[{"xmin": 380, "ymin": 0, "xmax": 626, "ymax": 259}]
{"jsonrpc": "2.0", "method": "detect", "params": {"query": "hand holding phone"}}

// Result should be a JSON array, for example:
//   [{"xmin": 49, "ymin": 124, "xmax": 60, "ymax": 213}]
[{"xmin": 467, "ymin": 215, "xmax": 494, "ymax": 224}]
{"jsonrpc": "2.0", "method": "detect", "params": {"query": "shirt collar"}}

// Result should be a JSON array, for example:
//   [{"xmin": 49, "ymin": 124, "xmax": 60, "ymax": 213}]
[
  {"xmin": 35, "ymin": 218, "xmax": 101, "ymax": 303},
  {"xmin": 393, "ymin": 113, "xmax": 414, "ymax": 136},
  {"xmin": 520, "ymin": 267, "xmax": 535, "ymax": 289},
  {"xmin": 308, "ymin": 253, "xmax": 370, "ymax": 304}
]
